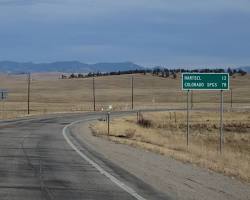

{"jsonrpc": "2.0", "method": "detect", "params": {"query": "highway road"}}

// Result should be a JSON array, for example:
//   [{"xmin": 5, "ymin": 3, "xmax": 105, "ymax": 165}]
[
  {"xmin": 1, "ymin": 111, "xmax": 250, "ymax": 200},
  {"xmin": 0, "ymin": 112, "xmax": 169, "ymax": 200}
]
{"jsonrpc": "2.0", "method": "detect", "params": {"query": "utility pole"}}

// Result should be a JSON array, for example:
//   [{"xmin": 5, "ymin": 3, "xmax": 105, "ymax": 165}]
[
  {"xmin": 131, "ymin": 76, "xmax": 134, "ymax": 110},
  {"xmin": 27, "ymin": 73, "xmax": 31, "ymax": 115},
  {"xmin": 92, "ymin": 75, "xmax": 96, "ymax": 111}
]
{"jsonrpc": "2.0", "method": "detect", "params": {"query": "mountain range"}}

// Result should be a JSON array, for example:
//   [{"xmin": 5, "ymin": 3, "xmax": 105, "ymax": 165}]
[
  {"xmin": 0, "ymin": 61, "xmax": 144, "ymax": 73},
  {"xmin": 0, "ymin": 61, "xmax": 249, "ymax": 74}
]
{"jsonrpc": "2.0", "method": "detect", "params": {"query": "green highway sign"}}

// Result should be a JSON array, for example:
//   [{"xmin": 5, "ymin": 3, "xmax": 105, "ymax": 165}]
[{"xmin": 182, "ymin": 73, "xmax": 229, "ymax": 90}]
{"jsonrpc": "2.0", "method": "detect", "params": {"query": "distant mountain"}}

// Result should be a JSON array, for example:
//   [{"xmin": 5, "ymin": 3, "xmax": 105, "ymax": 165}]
[
  {"xmin": 0, "ymin": 61, "xmax": 144, "ymax": 73},
  {"xmin": 92, "ymin": 62, "xmax": 143, "ymax": 72},
  {"xmin": 237, "ymin": 66, "xmax": 250, "ymax": 73}
]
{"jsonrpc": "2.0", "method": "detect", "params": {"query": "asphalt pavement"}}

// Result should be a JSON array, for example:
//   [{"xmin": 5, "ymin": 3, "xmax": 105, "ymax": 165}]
[{"xmin": 0, "ymin": 112, "xmax": 170, "ymax": 200}]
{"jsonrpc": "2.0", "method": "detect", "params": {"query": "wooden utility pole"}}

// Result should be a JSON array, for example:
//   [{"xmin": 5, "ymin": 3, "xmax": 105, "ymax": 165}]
[
  {"xmin": 93, "ymin": 76, "xmax": 96, "ymax": 111},
  {"xmin": 27, "ymin": 73, "xmax": 31, "ymax": 115},
  {"xmin": 131, "ymin": 76, "xmax": 134, "ymax": 110}
]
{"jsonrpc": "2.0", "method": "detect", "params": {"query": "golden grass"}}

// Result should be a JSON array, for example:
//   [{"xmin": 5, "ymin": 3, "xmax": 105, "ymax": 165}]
[
  {"xmin": 90, "ymin": 111, "xmax": 250, "ymax": 182},
  {"xmin": 0, "ymin": 73, "xmax": 250, "ymax": 120}
]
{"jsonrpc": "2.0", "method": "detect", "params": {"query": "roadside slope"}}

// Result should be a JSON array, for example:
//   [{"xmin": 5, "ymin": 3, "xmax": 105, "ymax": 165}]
[{"xmin": 71, "ymin": 121, "xmax": 250, "ymax": 200}]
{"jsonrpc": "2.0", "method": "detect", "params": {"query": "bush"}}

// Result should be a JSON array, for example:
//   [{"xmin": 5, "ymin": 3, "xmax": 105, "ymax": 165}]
[
  {"xmin": 238, "ymin": 69, "xmax": 247, "ymax": 76},
  {"xmin": 124, "ymin": 129, "xmax": 136, "ymax": 138}
]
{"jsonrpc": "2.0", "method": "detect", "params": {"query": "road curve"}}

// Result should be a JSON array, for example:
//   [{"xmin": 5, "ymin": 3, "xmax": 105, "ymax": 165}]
[{"xmin": 0, "ymin": 112, "xmax": 170, "ymax": 200}]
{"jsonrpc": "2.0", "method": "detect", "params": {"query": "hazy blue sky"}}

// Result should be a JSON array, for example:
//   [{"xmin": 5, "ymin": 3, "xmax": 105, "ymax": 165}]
[{"xmin": 0, "ymin": 0, "xmax": 250, "ymax": 67}]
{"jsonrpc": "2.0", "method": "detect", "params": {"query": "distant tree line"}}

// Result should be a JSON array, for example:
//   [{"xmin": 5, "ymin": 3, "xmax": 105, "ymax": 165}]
[
  {"xmin": 60, "ymin": 67, "xmax": 247, "ymax": 79},
  {"xmin": 226, "ymin": 68, "xmax": 247, "ymax": 76},
  {"xmin": 151, "ymin": 67, "xmax": 247, "ymax": 79},
  {"xmin": 61, "ymin": 69, "xmax": 151, "ymax": 79}
]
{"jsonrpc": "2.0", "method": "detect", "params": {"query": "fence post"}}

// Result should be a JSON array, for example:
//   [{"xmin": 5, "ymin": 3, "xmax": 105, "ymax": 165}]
[
  {"xmin": 107, "ymin": 112, "xmax": 110, "ymax": 136},
  {"xmin": 230, "ymin": 88, "xmax": 233, "ymax": 110}
]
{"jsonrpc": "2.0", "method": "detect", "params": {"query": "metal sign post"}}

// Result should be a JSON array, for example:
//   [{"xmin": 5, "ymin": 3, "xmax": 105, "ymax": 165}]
[
  {"xmin": 191, "ymin": 90, "xmax": 194, "ymax": 109},
  {"xmin": 182, "ymin": 73, "xmax": 229, "ymax": 153},
  {"xmin": 186, "ymin": 90, "xmax": 190, "ymax": 147},
  {"xmin": 220, "ymin": 90, "xmax": 224, "ymax": 153}
]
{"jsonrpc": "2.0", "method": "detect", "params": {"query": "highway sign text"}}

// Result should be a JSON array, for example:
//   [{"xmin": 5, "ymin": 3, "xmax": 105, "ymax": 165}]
[{"xmin": 182, "ymin": 73, "xmax": 229, "ymax": 90}]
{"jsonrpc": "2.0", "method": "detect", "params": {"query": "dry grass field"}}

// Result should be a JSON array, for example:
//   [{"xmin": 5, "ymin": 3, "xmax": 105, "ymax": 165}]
[
  {"xmin": 1, "ymin": 72, "xmax": 250, "ymax": 181},
  {"xmin": 0, "ymin": 73, "xmax": 249, "ymax": 119},
  {"xmin": 90, "ymin": 111, "xmax": 250, "ymax": 182}
]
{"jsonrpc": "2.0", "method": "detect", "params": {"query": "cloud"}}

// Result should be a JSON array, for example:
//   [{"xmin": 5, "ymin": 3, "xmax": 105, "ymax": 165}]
[
  {"xmin": 0, "ymin": 0, "xmax": 60, "ymax": 6},
  {"xmin": 0, "ymin": 0, "xmax": 250, "ymax": 66},
  {"xmin": 1, "ymin": 0, "xmax": 250, "ymax": 24}
]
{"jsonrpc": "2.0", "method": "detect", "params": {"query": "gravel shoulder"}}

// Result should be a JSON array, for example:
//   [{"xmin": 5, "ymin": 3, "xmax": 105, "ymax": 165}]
[{"xmin": 71, "ymin": 120, "xmax": 250, "ymax": 200}]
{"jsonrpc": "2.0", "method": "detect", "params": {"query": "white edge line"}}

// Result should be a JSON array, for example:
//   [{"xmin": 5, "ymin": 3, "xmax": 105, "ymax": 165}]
[{"xmin": 62, "ymin": 119, "xmax": 147, "ymax": 200}]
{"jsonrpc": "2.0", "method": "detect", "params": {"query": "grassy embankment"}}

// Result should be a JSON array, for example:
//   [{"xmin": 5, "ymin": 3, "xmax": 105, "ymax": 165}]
[{"xmin": 90, "ymin": 111, "xmax": 250, "ymax": 182}]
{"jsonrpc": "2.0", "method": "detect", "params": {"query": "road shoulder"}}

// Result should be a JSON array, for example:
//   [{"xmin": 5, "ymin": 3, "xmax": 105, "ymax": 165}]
[{"xmin": 71, "ymin": 120, "xmax": 250, "ymax": 200}]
